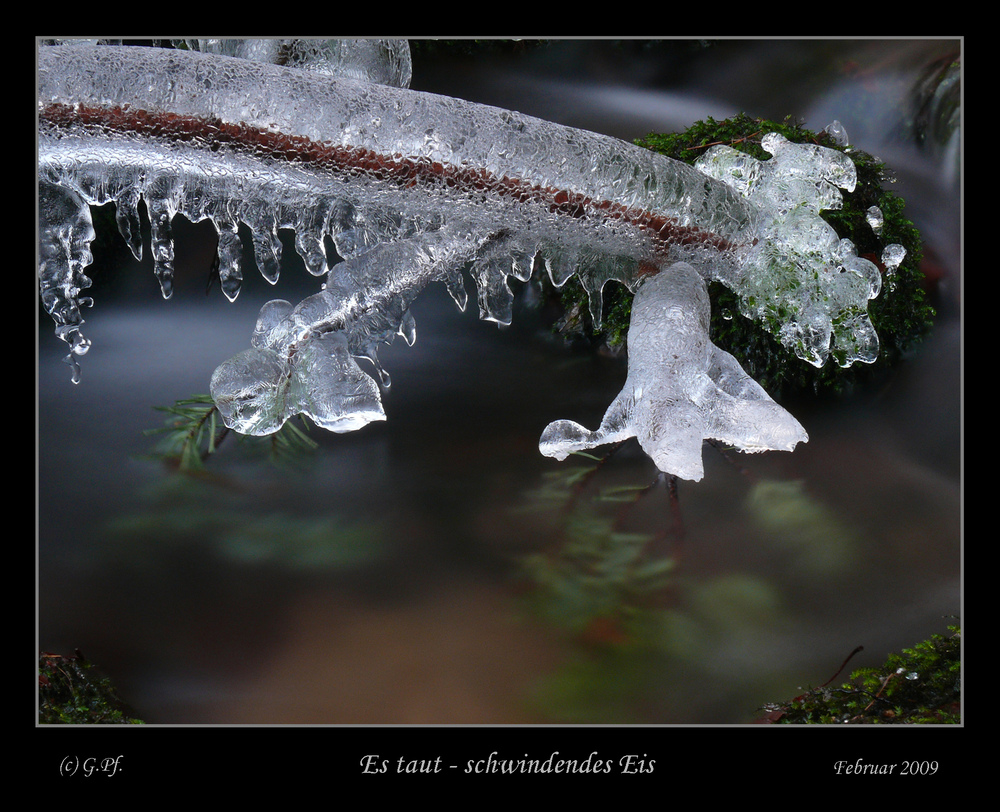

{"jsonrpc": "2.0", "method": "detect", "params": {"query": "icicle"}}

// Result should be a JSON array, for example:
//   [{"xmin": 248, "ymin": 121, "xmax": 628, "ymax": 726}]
[{"xmin": 540, "ymin": 262, "xmax": 808, "ymax": 481}]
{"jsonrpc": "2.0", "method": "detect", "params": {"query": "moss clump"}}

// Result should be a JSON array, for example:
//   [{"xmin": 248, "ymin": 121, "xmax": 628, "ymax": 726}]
[
  {"xmin": 550, "ymin": 113, "xmax": 935, "ymax": 399},
  {"xmin": 759, "ymin": 625, "xmax": 961, "ymax": 724},
  {"xmin": 38, "ymin": 650, "xmax": 144, "ymax": 724}
]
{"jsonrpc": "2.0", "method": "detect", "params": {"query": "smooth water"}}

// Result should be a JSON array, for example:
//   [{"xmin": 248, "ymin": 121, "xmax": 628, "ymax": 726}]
[{"xmin": 37, "ymin": 39, "xmax": 961, "ymax": 725}]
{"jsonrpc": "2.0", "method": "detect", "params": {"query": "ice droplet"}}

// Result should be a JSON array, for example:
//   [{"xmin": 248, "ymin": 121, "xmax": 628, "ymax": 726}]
[
  {"xmin": 882, "ymin": 243, "xmax": 907, "ymax": 272},
  {"xmin": 866, "ymin": 205, "xmax": 884, "ymax": 235},
  {"xmin": 823, "ymin": 120, "xmax": 849, "ymax": 147}
]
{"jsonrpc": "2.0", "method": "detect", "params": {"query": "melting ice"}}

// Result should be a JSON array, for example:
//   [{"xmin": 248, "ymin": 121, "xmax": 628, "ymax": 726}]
[
  {"xmin": 540, "ymin": 262, "xmax": 808, "ymax": 481},
  {"xmin": 37, "ymin": 40, "xmax": 903, "ymax": 479}
]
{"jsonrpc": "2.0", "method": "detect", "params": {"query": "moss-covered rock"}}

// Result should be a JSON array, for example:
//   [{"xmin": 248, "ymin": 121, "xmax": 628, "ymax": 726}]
[
  {"xmin": 758, "ymin": 624, "xmax": 961, "ymax": 724},
  {"xmin": 548, "ymin": 114, "xmax": 935, "ymax": 399},
  {"xmin": 38, "ymin": 650, "xmax": 143, "ymax": 724}
]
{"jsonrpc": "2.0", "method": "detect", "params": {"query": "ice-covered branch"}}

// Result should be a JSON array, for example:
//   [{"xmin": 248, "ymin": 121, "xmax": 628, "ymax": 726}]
[{"xmin": 37, "ymin": 40, "xmax": 897, "ymax": 478}]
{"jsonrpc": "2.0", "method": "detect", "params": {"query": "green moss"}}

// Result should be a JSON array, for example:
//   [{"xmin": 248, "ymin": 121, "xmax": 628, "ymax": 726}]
[
  {"xmin": 759, "ymin": 624, "xmax": 961, "ymax": 724},
  {"xmin": 549, "ymin": 113, "xmax": 935, "ymax": 398},
  {"xmin": 38, "ymin": 651, "xmax": 144, "ymax": 724}
]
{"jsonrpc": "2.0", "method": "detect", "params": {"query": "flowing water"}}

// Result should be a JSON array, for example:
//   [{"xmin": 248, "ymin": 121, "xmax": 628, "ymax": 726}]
[{"xmin": 37, "ymin": 39, "xmax": 961, "ymax": 725}]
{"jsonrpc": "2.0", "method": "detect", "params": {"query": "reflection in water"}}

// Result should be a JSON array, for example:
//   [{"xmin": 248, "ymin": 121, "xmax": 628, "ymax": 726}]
[{"xmin": 37, "ymin": 40, "xmax": 960, "ymax": 724}]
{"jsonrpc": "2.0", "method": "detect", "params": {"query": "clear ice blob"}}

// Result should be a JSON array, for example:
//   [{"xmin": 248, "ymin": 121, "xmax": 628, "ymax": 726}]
[
  {"xmin": 866, "ymin": 205, "xmax": 884, "ymax": 235},
  {"xmin": 539, "ymin": 263, "xmax": 808, "ymax": 480}
]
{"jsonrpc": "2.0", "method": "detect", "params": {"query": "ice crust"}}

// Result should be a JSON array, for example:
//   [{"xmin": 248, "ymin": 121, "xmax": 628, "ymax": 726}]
[{"xmin": 37, "ymin": 41, "xmax": 900, "ymax": 478}]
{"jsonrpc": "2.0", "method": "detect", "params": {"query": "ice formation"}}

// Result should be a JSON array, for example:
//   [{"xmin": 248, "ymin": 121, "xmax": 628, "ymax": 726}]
[
  {"xmin": 37, "ymin": 40, "xmax": 901, "ymax": 479},
  {"xmin": 539, "ymin": 262, "xmax": 808, "ymax": 481}
]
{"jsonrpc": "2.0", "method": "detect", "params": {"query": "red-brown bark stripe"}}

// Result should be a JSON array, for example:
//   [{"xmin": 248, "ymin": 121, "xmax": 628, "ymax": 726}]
[{"xmin": 40, "ymin": 102, "xmax": 738, "ymax": 255}]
